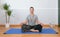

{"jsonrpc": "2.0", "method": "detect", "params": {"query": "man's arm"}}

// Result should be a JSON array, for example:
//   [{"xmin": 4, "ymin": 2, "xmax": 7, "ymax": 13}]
[
  {"xmin": 21, "ymin": 15, "xmax": 29, "ymax": 25},
  {"xmin": 35, "ymin": 15, "xmax": 44, "ymax": 26},
  {"xmin": 36, "ymin": 20, "xmax": 44, "ymax": 26},
  {"xmin": 20, "ymin": 20, "xmax": 28, "ymax": 25}
]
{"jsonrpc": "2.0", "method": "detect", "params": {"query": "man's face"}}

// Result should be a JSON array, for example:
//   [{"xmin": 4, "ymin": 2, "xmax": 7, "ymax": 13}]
[{"xmin": 30, "ymin": 8, "xmax": 34, "ymax": 14}]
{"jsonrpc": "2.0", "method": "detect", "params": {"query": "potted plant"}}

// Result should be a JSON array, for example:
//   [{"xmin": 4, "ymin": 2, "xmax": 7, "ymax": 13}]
[{"xmin": 3, "ymin": 4, "xmax": 12, "ymax": 28}]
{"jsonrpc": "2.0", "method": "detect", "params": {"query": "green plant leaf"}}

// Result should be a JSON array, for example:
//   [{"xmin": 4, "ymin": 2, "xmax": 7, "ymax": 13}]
[
  {"xmin": 7, "ymin": 10, "xmax": 12, "ymax": 16},
  {"xmin": 3, "ymin": 4, "xmax": 9, "ymax": 10}
]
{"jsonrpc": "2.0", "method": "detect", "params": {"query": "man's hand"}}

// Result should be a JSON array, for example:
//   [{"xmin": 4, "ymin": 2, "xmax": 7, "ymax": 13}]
[
  {"xmin": 36, "ymin": 20, "xmax": 44, "ymax": 26},
  {"xmin": 20, "ymin": 20, "xmax": 28, "ymax": 25}
]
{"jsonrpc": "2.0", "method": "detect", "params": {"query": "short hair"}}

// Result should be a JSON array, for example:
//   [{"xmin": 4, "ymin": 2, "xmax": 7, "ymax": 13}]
[{"xmin": 30, "ymin": 7, "xmax": 34, "ymax": 9}]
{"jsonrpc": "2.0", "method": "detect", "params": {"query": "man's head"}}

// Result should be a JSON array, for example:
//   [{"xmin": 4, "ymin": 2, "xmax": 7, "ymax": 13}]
[{"xmin": 30, "ymin": 7, "xmax": 34, "ymax": 14}]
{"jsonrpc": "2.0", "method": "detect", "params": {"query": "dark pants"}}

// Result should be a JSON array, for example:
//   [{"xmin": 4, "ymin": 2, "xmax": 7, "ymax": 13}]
[{"xmin": 21, "ymin": 24, "xmax": 42, "ymax": 32}]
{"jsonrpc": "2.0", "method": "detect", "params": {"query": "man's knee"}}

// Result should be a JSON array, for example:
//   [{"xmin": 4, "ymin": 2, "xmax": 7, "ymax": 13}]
[
  {"xmin": 37, "ymin": 24, "xmax": 42, "ymax": 28},
  {"xmin": 21, "ymin": 24, "xmax": 30, "ymax": 32},
  {"xmin": 37, "ymin": 24, "xmax": 42, "ymax": 32}
]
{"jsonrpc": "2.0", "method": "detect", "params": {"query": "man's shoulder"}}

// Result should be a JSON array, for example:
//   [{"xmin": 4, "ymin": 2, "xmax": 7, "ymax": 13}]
[
  {"xmin": 27, "ymin": 15, "xmax": 30, "ymax": 18},
  {"xmin": 34, "ymin": 15, "xmax": 38, "ymax": 17}
]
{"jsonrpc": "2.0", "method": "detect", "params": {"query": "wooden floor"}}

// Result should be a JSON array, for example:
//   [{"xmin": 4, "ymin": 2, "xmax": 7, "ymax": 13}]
[{"xmin": 0, "ymin": 25, "xmax": 60, "ymax": 37}]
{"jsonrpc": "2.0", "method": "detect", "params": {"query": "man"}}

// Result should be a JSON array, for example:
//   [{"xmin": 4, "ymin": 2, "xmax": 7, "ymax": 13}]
[{"xmin": 21, "ymin": 7, "xmax": 43, "ymax": 32}]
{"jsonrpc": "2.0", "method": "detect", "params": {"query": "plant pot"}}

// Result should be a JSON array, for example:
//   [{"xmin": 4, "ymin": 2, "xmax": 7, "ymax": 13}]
[{"xmin": 5, "ymin": 23, "xmax": 10, "ymax": 28}]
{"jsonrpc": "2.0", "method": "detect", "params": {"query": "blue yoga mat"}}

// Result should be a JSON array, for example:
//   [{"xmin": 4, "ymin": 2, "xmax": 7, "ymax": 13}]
[{"xmin": 4, "ymin": 28, "xmax": 57, "ymax": 34}]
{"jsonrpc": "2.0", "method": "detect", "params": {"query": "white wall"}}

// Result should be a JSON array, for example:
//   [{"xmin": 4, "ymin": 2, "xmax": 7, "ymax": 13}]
[{"xmin": 0, "ymin": 0, "xmax": 58, "ymax": 25}]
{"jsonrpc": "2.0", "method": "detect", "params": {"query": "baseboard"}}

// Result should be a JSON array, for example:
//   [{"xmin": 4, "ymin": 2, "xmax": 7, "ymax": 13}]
[
  {"xmin": 0, "ymin": 24, "xmax": 58, "ymax": 27},
  {"xmin": 0, "ymin": 25, "xmax": 5, "ymax": 27}
]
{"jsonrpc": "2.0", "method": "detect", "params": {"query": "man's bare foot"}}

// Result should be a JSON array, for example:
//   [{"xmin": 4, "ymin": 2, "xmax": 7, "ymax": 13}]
[
  {"xmin": 30, "ymin": 29, "xmax": 39, "ymax": 32},
  {"xmin": 35, "ymin": 30, "xmax": 39, "ymax": 32}
]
